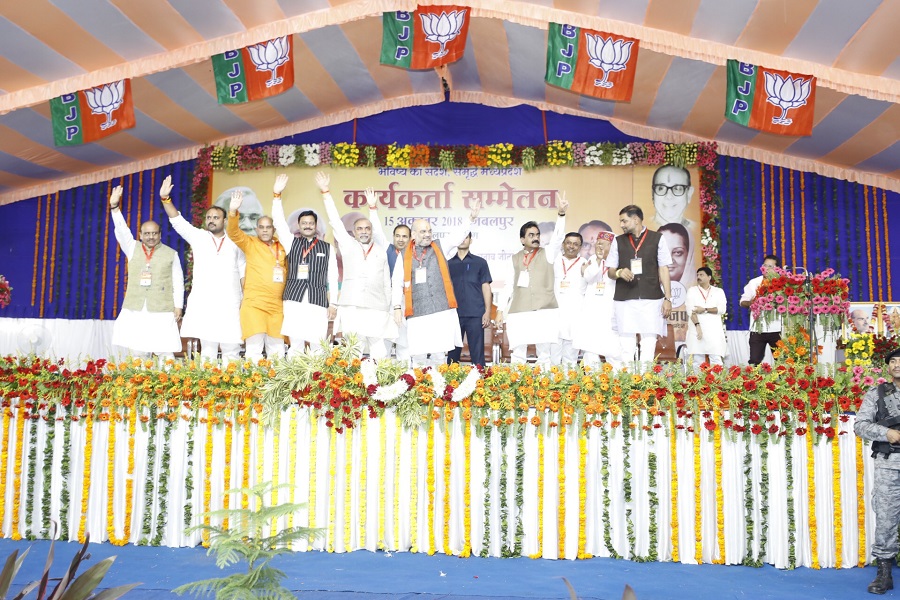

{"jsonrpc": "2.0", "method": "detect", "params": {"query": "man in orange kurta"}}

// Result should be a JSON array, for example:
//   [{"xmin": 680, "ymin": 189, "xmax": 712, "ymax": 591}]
[{"xmin": 226, "ymin": 178, "xmax": 288, "ymax": 361}]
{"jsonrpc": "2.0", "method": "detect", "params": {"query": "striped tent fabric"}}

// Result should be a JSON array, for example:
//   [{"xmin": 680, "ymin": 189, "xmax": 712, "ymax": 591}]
[{"xmin": 0, "ymin": 0, "xmax": 897, "ymax": 204}]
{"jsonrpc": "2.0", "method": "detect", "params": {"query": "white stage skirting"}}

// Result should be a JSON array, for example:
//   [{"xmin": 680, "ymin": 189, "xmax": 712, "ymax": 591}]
[
  {"xmin": 0, "ymin": 406, "xmax": 874, "ymax": 567},
  {"xmin": 0, "ymin": 318, "xmax": 841, "ymax": 368}
]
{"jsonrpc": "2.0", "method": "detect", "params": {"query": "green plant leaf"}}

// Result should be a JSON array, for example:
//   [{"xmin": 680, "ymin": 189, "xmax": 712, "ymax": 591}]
[
  {"xmin": 89, "ymin": 583, "xmax": 142, "ymax": 600},
  {"xmin": 56, "ymin": 557, "xmax": 115, "ymax": 600},
  {"xmin": 0, "ymin": 548, "xmax": 26, "ymax": 598}
]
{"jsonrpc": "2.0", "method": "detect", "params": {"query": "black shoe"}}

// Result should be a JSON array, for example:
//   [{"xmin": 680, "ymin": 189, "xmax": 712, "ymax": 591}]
[{"xmin": 869, "ymin": 558, "xmax": 895, "ymax": 595}]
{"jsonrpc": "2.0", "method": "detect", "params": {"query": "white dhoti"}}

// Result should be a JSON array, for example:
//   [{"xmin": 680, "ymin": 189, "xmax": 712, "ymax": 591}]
[
  {"xmin": 405, "ymin": 309, "xmax": 462, "ymax": 357},
  {"xmin": 180, "ymin": 300, "xmax": 242, "ymax": 344},
  {"xmin": 614, "ymin": 300, "xmax": 667, "ymax": 337},
  {"xmin": 112, "ymin": 307, "xmax": 182, "ymax": 354},
  {"xmin": 282, "ymin": 300, "xmax": 328, "ymax": 344},
  {"xmin": 335, "ymin": 306, "xmax": 398, "ymax": 341},
  {"xmin": 574, "ymin": 296, "xmax": 620, "ymax": 359},
  {"xmin": 505, "ymin": 309, "xmax": 560, "ymax": 348}
]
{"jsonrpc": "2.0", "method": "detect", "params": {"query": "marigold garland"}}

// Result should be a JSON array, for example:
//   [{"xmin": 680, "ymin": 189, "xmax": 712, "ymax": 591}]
[
  {"xmin": 328, "ymin": 427, "xmax": 336, "ymax": 552},
  {"xmin": 308, "ymin": 414, "xmax": 317, "ymax": 545},
  {"xmin": 832, "ymin": 432, "xmax": 842, "ymax": 569},
  {"xmin": 76, "ymin": 410, "xmax": 93, "ymax": 543},
  {"xmin": 443, "ymin": 412, "xmax": 452, "ymax": 556},
  {"xmin": 241, "ymin": 408, "xmax": 252, "ymax": 509},
  {"xmin": 393, "ymin": 414, "xmax": 401, "ymax": 550},
  {"xmin": 693, "ymin": 423, "xmax": 702, "ymax": 564},
  {"xmin": 202, "ymin": 420, "xmax": 213, "ymax": 546},
  {"xmin": 221, "ymin": 423, "xmax": 233, "ymax": 532},
  {"xmin": 270, "ymin": 422, "xmax": 280, "ymax": 537},
  {"xmin": 25, "ymin": 415, "xmax": 37, "ymax": 537},
  {"xmin": 786, "ymin": 436, "xmax": 796, "ymax": 569},
  {"xmin": 410, "ymin": 425, "xmax": 419, "ymax": 553},
  {"xmin": 461, "ymin": 415, "xmax": 472, "ymax": 558},
  {"xmin": 0, "ymin": 407, "xmax": 10, "ymax": 538},
  {"xmin": 713, "ymin": 412, "xmax": 725, "ymax": 564},
  {"xmin": 426, "ymin": 418, "xmax": 436, "ymax": 556},
  {"xmin": 557, "ymin": 424, "xmax": 566, "ymax": 559},
  {"xmin": 806, "ymin": 419, "xmax": 819, "ymax": 569},
  {"xmin": 670, "ymin": 411, "xmax": 679, "ymax": 562},
  {"xmin": 287, "ymin": 410, "xmax": 298, "ymax": 533},
  {"xmin": 105, "ymin": 416, "xmax": 117, "ymax": 544},
  {"xmin": 344, "ymin": 427, "xmax": 352, "ymax": 552},
  {"xmin": 577, "ymin": 432, "xmax": 588, "ymax": 559},
  {"xmin": 377, "ymin": 414, "xmax": 386, "ymax": 550},
  {"xmin": 480, "ymin": 425, "xmax": 492, "ymax": 558},
  {"xmin": 10, "ymin": 404, "xmax": 26, "ymax": 540},
  {"xmin": 856, "ymin": 435, "xmax": 866, "ymax": 567},
  {"xmin": 256, "ymin": 417, "xmax": 265, "ymax": 502},
  {"xmin": 360, "ymin": 414, "xmax": 368, "ymax": 550},
  {"xmin": 534, "ymin": 430, "xmax": 544, "ymax": 559}
]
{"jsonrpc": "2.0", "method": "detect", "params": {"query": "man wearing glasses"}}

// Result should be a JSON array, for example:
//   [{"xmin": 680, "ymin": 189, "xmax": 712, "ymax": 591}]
[{"xmin": 650, "ymin": 165, "xmax": 695, "ymax": 230}]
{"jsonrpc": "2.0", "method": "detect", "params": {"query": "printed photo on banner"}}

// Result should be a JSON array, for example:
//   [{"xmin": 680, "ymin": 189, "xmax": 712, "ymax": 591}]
[
  {"xmin": 211, "ymin": 164, "xmax": 701, "ymax": 347},
  {"xmin": 844, "ymin": 302, "xmax": 880, "ymax": 339}
]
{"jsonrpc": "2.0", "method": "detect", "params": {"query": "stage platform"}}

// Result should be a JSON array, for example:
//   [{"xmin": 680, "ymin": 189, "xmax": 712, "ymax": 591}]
[{"xmin": 0, "ymin": 538, "xmax": 881, "ymax": 600}]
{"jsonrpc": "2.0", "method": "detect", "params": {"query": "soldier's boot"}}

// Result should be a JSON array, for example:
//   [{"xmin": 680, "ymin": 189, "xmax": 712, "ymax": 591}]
[{"xmin": 868, "ymin": 558, "xmax": 894, "ymax": 595}]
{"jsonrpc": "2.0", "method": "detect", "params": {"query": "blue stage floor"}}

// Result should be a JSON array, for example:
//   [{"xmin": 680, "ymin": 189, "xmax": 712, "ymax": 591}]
[{"xmin": 0, "ymin": 539, "xmax": 883, "ymax": 599}]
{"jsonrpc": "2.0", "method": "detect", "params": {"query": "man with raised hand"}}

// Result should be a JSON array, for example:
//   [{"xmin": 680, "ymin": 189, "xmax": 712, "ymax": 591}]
[
  {"xmin": 316, "ymin": 172, "xmax": 395, "ymax": 358},
  {"xmin": 226, "ymin": 177, "xmax": 288, "ymax": 361},
  {"xmin": 496, "ymin": 193, "xmax": 568, "ymax": 368},
  {"xmin": 271, "ymin": 175, "xmax": 339, "ymax": 356},
  {"xmin": 159, "ymin": 175, "xmax": 244, "ymax": 361},
  {"xmin": 109, "ymin": 184, "xmax": 183, "ymax": 359},
  {"xmin": 553, "ymin": 230, "xmax": 587, "ymax": 365},
  {"xmin": 391, "ymin": 204, "xmax": 480, "ymax": 366}
]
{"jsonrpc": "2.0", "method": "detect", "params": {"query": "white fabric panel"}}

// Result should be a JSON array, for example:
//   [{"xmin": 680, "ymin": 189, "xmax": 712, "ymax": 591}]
[{"xmin": 0, "ymin": 408, "xmax": 873, "ymax": 567}]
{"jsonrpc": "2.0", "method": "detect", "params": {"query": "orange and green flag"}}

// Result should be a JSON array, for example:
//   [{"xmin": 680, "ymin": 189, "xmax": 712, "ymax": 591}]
[
  {"xmin": 212, "ymin": 36, "xmax": 295, "ymax": 104},
  {"xmin": 50, "ymin": 79, "xmax": 135, "ymax": 146},
  {"xmin": 545, "ymin": 23, "xmax": 639, "ymax": 102},
  {"xmin": 725, "ymin": 60, "xmax": 816, "ymax": 137},
  {"xmin": 381, "ymin": 6, "xmax": 471, "ymax": 70}
]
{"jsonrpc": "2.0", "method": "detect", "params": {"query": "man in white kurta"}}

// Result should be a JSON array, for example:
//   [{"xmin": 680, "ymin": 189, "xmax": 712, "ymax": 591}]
[
  {"xmin": 159, "ymin": 175, "xmax": 245, "ymax": 361},
  {"xmin": 553, "ymin": 231, "xmax": 588, "ymax": 365},
  {"xmin": 685, "ymin": 267, "xmax": 728, "ymax": 367},
  {"xmin": 607, "ymin": 205, "xmax": 673, "ymax": 368},
  {"xmin": 109, "ymin": 185, "xmax": 183, "ymax": 358},
  {"xmin": 574, "ymin": 231, "xmax": 621, "ymax": 368},
  {"xmin": 391, "ymin": 211, "xmax": 477, "ymax": 367},
  {"xmin": 496, "ymin": 197, "xmax": 567, "ymax": 368},
  {"xmin": 271, "ymin": 177, "xmax": 339, "ymax": 356},
  {"xmin": 739, "ymin": 255, "xmax": 782, "ymax": 365},
  {"xmin": 316, "ymin": 172, "xmax": 396, "ymax": 358}
]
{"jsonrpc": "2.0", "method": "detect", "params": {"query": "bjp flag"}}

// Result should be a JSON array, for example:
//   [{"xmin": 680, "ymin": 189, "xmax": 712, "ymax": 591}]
[
  {"xmin": 49, "ymin": 80, "xmax": 135, "ymax": 146},
  {"xmin": 545, "ymin": 23, "xmax": 639, "ymax": 102},
  {"xmin": 725, "ymin": 60, "xmax": 816, "ymax": 137},
  {"xmin": 212, "ymin": 36, "xmax": 295, "ymax": 104},
  {"xmin": 380, "ymin": 6, "xmax": 470, "ymax": 69}
]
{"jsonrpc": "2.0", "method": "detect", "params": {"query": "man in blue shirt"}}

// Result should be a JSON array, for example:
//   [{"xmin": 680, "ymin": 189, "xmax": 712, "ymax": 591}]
[{"xmin": 447, "ymin": 233, "xmax": 494, "ymax": 366}]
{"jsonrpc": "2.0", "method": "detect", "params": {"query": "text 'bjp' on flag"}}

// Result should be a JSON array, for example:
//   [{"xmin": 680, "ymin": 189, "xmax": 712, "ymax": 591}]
[
  {"xmin": 545, "ymin": 23, "xmax": 639, "ymax": 102},
  {"xmin": 50, "ymin": 79, "xmax": 135, "ymax": 146},
  {"xmin": 212, "ymin": 36, "xmax": 294, "ymax": 104},
  {"xmin": 725, "ymin": 59, "xmax": 816, "ymax": 137},
  {"xmin": 380, "ymin": 6, "xmax": 471, "ymax": 70}
]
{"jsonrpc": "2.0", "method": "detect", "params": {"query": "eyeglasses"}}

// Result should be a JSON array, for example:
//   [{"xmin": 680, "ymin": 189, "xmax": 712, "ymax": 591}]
[
  {"xmin": 140, "ymin": 231, "xmax": 161, "ymax": 236},
  {"xmin": 653, "ymin": 183, "xmax": 688, "ymax": 197}
]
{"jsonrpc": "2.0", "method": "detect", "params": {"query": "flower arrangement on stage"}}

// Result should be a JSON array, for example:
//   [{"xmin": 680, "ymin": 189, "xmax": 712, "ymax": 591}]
[
  {"xmin": 191, "ymin": 140, "xmax": 722, "ymax": 279},
  {"xmin": 0, "ymin": 275, "xmax": 11, "ymax": 308},
  {"xmin": 0, "ymin": 346, "xmax": 882, "ymax": 446},
  {"xmin": 750, "ymin": 267, "xmax": 850, "ymax": 335}
]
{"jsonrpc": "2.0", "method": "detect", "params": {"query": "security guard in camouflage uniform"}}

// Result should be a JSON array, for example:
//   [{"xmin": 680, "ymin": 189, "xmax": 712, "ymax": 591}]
[{"xmin": 854, "ymin": 348, "xmax": 900, "ymax": 594}]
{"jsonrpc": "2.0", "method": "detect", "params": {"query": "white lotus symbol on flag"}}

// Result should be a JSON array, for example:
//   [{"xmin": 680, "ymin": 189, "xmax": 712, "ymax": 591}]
[
  {"xmin": 84, "ymin": 80, "xmax": 125, "ymax": 130},
  {"xmin": 247, "ymin": 36, "xmax": 291, "ymax": 88},
  {"xmin": 585, "ymin": 34, "xmax": 633, "ymax": 88},
  {"xmin": 764, "ymin": 72, "xmax": 812, "ymax": 126},
  {"xmin": 419, "ymin": 10, "xmax": 467, "ymax": 60}
]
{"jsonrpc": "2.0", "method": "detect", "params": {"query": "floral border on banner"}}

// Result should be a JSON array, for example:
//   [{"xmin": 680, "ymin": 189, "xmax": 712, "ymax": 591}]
[{"xmin": 189, "ymin": 141, "xmax": 722, "ymax": 278}]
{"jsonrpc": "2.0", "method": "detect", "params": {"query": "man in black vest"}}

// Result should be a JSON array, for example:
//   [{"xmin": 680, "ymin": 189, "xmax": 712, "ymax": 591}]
[
  {"xmin": 607, "ymin": 205, "xmax": 674, "ymax": 368},
  {"xmin": 854, "ymin": 348, "xmax": 900, "ymax": 594},
  {"xmin": 271, "ymin": 176, "xmax": 339, "ymax": 357}
]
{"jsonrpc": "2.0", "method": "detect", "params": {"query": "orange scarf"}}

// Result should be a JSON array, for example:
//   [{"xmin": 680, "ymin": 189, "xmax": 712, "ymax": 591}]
[{"xmin": 402, "ymin": 242, "xmax": 457, "ymax": 317}]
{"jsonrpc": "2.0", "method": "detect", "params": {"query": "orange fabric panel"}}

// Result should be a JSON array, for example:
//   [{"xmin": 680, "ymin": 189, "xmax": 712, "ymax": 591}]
[
  {"xmin": 223, "ymin": 0, "xmax": 286, "ymax": 28},
  {"xmin": 110, "ymin": 0, "xmax": 205, "ymax": 50},
  {"xmin": 290, "ymin": 35, "xmax": 353, "ymax": 114},
  {"xmin": 735, "ymin": 0, "xmax": 818, "ymax": 55},
  {"xmin": 130, "ymin": 78, "xmax": 224, "ymax": 144},
  {"xmin": 644, "ymin": 0, "xmax": 702, "ymax": 36},
  {"xmin": 834, "ymin": 2, "xmax": 900, "ymax": 75},
  {"xmin": 468, "ymin": 16, "xmax": 514, "ymax": 98},
  {"xmin": 339, "ymin": 18, "xmax": 416, "ymax": 99}
]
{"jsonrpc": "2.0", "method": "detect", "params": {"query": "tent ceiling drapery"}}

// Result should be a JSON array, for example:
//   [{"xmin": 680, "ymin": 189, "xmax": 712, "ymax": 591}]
[{"xmin": 0, "ymin": 0, "xmax": 898, "ymax": 204}]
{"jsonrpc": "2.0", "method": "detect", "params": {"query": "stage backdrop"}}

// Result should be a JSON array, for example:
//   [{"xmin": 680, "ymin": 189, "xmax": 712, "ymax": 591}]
[{"xmin": 211, "ymin": 164, "xmax": 702, "ymax": 340}]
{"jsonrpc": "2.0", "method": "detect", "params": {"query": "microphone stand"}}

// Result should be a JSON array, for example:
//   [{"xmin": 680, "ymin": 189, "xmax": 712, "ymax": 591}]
[{"xmin": 793, "ymin": 266, "xmax": 817, "ymax": 365}]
